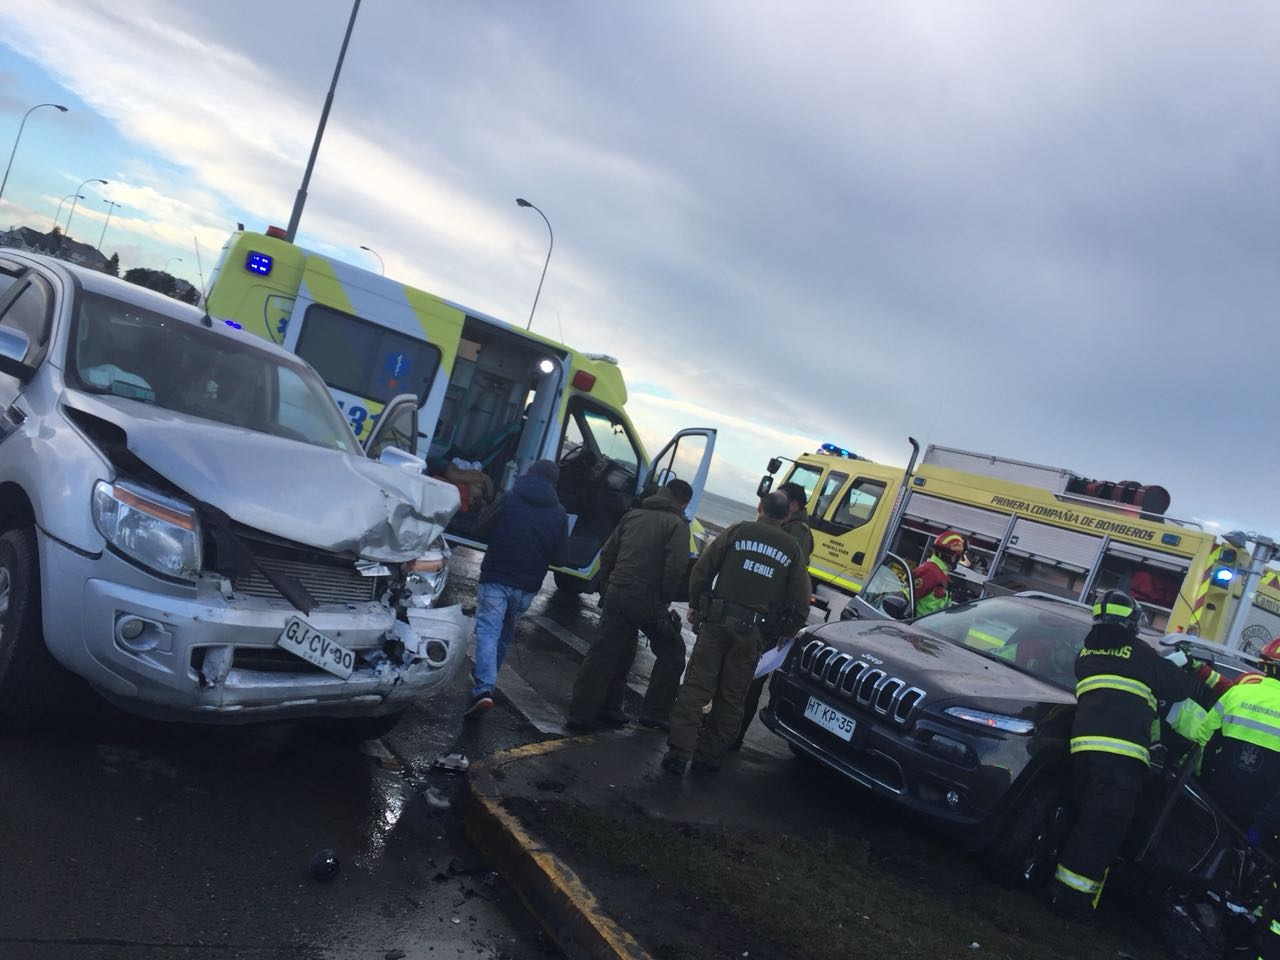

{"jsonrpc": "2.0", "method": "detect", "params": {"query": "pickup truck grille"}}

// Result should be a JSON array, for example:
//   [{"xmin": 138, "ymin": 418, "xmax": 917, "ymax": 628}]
[
  {"xmin": 233, "ymin": 555, "xmax": 387, "ymax": 606},
  {"xmin": 799, "ymin": 638, "xmax": 925, "ymax": 726}
]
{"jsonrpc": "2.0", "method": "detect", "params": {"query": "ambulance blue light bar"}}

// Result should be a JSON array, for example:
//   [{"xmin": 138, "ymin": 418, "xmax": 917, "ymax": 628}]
[
  {"xmin": 245, "ymin": 251, "xmax": 273, "ymax": 276},
  {"xmin": 820, "ymin": 442, "xmax": 856, "ymax": 459},
  {"xmin": 1212, "ymin": 567, "xmax": 1234, "ymax": 585}
]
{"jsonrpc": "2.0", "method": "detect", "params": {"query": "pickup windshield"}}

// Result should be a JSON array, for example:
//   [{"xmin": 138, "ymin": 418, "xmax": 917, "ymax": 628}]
[
  {"xmin": 914, "ymin": 597, "xmax": 1090, "ymax": 690},
  {"xmin": 67, "ymin": 290, "xmax": 357, "ymax": 454}
]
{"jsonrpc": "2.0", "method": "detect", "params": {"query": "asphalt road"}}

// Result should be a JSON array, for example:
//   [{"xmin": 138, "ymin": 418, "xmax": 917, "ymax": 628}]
[{"xmin": 0, "ymin": 546, "xmax": 790, "ymax": 960}]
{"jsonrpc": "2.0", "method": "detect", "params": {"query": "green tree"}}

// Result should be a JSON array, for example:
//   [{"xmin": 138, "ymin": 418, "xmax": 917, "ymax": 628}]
[{"xmin": 106, "ymin": 253, "xmax": 120, "ymax": 277}]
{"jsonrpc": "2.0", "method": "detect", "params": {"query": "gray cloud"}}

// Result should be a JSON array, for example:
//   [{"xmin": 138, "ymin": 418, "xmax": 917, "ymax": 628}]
[{"xmin": 2, "ymin": 0, "xmax": 1277, "ymax": 532}]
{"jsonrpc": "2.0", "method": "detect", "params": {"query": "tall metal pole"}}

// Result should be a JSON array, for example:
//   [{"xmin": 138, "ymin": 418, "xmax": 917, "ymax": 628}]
[
  {"xmin": 516, "ymin": 198, "xmax": 553, "ymax": 331},
  {"xmin": 164, "ymin": 257, "xmax": 183, "ymax": 273},
  {"xmin": 285, "ymin": 0, "xmax": 361, "ymax": 242},
  {"xmin": 65, "ymin": 178, "xmax": 108, "ymax": 240},
  {"xmin": 98, "ymin": 200, "xmax": 121, "ymax": 250},
  {"xmin": 0, "ymin": 103, "xmax": 68, "ymax": 203},
  {"xmin": 53, "ymin": 193, "xmax": 82, "ymax": 230}
]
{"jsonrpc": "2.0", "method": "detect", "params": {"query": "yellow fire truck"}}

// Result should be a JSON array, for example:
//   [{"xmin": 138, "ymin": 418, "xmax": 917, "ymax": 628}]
[
  {"xmin": 205, "ymin": 228, "xmax": 715, "ymax": 592},
  {"xmin": 760, "ymin": 441, "xmax": 1280, "ymax": 652}
]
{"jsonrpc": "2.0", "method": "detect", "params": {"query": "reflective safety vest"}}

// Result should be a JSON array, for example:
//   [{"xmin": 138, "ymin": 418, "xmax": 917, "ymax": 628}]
[
  {"xmin": 1192, "ymin": 676, "xmax": 1280, "ymax": 754},
  {"xmin": 913, "ymin": 556, "xmax": 951, "ymax": 617}
]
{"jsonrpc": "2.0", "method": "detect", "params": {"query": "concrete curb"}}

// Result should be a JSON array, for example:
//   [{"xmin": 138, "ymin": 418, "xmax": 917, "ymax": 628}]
[{"xmin": 462, "ymin": 738, "xmax": 651, "ymax": 960}]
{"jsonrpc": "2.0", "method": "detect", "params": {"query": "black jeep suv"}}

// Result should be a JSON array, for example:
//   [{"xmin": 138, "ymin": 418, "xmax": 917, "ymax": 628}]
[{"xmin": 763, "ymin": 575, "xmax": 1090, "ymax": 886}]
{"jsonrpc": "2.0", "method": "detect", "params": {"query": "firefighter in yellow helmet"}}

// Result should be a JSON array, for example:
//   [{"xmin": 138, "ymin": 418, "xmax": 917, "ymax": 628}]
[
  {"xmin": 1049, "ymin": 590, "xmax": 1200, "ymax": 919},
  {"xmin": 911, "ymin": 531, "xmax": 966, "ymax": 617}
]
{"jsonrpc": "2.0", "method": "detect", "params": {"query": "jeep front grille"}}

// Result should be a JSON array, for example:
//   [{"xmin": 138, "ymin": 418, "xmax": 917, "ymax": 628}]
[{"xmin": 799, "ymin": 638, "xmax": 925, "ymax": 726}]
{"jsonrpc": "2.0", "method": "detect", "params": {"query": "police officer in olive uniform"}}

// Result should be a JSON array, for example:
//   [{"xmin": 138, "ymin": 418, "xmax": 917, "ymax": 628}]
[
  {"xmin": 567, "ymin": 480, "xmax": 693, "ymax": 731},
  {"xmin": 779, "ymin": 481, "xmax": 815, "ymax": 557},
  {"xmin": 663, "ymin": 491, "xmax": 811, "ymax": 775},
  {"xmin": 730, "ymin": 482, "xmax": 813, "ymax": 751}
]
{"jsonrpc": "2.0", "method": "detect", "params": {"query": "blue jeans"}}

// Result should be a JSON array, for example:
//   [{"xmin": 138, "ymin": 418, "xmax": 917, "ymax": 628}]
[{"xmin": 472, "ymin": 581, "xmax": 537, "ymax": 699}]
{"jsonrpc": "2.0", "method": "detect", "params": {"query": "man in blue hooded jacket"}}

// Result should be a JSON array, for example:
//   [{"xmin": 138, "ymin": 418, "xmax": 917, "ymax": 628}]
[{"xmin": 466, "ymin": 459, "xmax": 568, "ymax": 717}]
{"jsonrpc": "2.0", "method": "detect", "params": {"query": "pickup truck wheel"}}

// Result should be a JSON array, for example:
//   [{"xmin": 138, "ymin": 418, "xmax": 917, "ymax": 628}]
[
  {"xmin": 983, "ymin": 783, "xmax": 1069, "ymax": 888},
  {"xmin": 0, "ymin": 527, "xmax": 68, "ymax": 726}
]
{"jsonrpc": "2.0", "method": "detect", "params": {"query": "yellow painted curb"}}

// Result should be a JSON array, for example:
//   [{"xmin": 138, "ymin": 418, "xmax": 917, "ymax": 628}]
[{"xmin": 462, "ymin": 737, "xmax": 651, "ymax": 960}]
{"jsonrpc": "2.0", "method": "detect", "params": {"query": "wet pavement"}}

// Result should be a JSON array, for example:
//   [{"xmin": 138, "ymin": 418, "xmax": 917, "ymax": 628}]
[{"xmin": 0, "ymin": 545, "xmax": 793, "ymax": 960}]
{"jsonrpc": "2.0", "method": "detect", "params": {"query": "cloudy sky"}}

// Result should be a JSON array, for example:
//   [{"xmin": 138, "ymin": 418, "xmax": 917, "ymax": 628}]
[{"xmin": 1, "ymin": 0, "xmax": 1277, "ymax": 534}]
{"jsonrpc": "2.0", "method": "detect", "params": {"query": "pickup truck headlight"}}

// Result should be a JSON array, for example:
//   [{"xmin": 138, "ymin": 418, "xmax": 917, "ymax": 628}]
[
  {"xmin": 403, "ymin": 537, "xmax": 450, "ymax": 607},
  {"xmin": 944, "ymin": 706, "xmax": 1035, "ymax": 735},
  {"xmin": 92, "ymin": 480, "xmax": 202, "ymax": 581}
]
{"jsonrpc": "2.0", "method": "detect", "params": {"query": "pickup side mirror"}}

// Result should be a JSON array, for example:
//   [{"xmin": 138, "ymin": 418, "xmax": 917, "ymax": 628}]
[
  {"xmin": 0, "ymin": 327, "xmax": 34, "ymax": 383},
  {"xmin": 378, "ymin": 446, "xmax": 428, "ymax": 474},
  {"xmin": 756, "ymin": 475, "xmax": 773, "ymax": 498}
]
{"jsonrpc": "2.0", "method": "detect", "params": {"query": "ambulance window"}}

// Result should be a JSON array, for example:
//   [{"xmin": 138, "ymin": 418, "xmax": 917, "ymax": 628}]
[
  {"xmin": 295, "ymin": 304, "xmax": 441, "ymax": 405},
  {"xmin": 829, "ymin": 478, "xmax": 886, "ymax": 532},
  {"xmin": 812, "ymin": 472, "xmax": 849, "ymax": 520},
  {"xmin": 783, "ymin": 463, "xmax": 823, "ymax": 505}
]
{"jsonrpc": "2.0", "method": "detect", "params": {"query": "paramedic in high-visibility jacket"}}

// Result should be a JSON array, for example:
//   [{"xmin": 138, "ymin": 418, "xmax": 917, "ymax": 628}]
[
  {"xmin": 1049, "ymin": 589, "xmax": 1199, "ymax": 919},
  {"xmin": 912, "ymin": 531, "xmax": 967, "ymax": 617},
  {"xmin": 1188, "ymin": 636, "xmax": 1280, "ymax": 831}
]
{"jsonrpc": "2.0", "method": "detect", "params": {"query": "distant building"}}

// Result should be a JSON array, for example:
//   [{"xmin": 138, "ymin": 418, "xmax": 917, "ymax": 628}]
[{"xmin": 0, "ymin": 225, "xmax": 110, "ymax": 272}]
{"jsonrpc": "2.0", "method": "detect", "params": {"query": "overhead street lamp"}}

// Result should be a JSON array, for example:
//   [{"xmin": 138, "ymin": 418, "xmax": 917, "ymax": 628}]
[
  {"xmin": 0, "ymin": 102, "xmax": 69, "ymax": 203},
  {"xmin": 98, "ymin": 199, "xmax": 122, "ymax": 251},
  {"xmin": 164, "ymin": 257, "xmax": 183, "ymax": 273},
  {"xmin": 65, "ymin": 178, "xmax": 108, "ymax": 240},
  {"xmin": 53, "ymin": 192, "xmax": 83, "ymax": 230},
  {"xmin": 516, "ymin": 197, "xmax": 553, "ymax": 332},
  {"xmin": 359, "ymin": 244, "xmax": 384, "ymax": 275}
]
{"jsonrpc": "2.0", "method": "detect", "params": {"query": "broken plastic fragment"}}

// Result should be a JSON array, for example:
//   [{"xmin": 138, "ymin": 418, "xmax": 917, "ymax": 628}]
[
  {"xmin": 434, "ymin": 752, "xmax": 470, "ymax": 772},
  {"xmin": 421, "ymin": 786, "xmax": 452, "ymax": 811}
]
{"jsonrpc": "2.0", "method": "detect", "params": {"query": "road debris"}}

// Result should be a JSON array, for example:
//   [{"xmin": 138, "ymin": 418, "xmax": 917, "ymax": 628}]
[
  {"xmin": 434, "ymin": 752, "xmax": 470, "ymax": 772},
  {"xmin": 308, "ymin": 848, "xmax": 341, "ymax": 881}
]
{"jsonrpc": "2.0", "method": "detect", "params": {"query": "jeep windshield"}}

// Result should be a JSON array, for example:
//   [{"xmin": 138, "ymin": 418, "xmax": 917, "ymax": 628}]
[
  {"xmin": 912, "ymin": 597, "xmax": 1090, "ymax": 690},
  {"xmin": 66, "ymin": 289, "xmax": 357, "ymax": 454}
]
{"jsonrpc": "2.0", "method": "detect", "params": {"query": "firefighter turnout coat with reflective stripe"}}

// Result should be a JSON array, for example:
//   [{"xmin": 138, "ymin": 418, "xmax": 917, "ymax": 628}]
[{"xmin": 1071, "ymin": 623, "xmax": 1198, "ymax": 765}]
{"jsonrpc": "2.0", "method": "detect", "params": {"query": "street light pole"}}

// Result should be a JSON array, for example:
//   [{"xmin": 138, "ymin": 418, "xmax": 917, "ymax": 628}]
[
  {"xmin": 65, "ymin": 178, "xmax": 108, "ymax": 240},
  {"xmin": 359, "ymin": 244, "xmax": 384, "ymax": 275},
  {"xmin": 0, "ymin": 102, "xmax": 68, "ymax": 203},
  {"xmin": 98, "ymin": 200, "xmax": 122, "ymax": 251},
  {"xmin": 53, "ymin": 193, "xmax": 83, "ymax": 231},
  {"xmin": 285, "ymin": 0, "xmax": 361, "ymax": 242},
  {"xmin": 164, "ymin": 257, "xmax": 183, "ymax": 273},
  {"xmin": 516, "ymin": 198, "xmax": 553, "ymax": 331}
]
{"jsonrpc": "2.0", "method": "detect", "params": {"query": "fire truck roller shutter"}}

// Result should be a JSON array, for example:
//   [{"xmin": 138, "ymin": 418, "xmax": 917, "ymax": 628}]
[
  {"xmin": 1005, "ymin": 520, "xmax": 1102, "ymax": 571},
  {"xmin": 902, "ymin": 494, "xmax": 1010, "ymax": 540}
]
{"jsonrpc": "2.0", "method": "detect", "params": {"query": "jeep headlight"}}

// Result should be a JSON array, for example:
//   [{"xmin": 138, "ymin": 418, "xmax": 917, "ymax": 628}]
[
  {"xmin": 92, "ymin": 480, "xmax": 202, "ymax": 581},
  {"xmin": 944, "ymin": 706, "xmax": 1035, "ymax": 735}
]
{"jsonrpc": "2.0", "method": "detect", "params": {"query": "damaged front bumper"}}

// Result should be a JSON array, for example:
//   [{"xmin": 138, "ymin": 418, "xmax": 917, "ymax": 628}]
[{"xmin": 39, "ymin": 532, "xmax": 472, "ymax": 723}]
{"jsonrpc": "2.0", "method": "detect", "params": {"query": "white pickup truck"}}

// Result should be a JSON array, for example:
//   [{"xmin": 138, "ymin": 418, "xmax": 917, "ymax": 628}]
[{"xmin": 0, "ymin": 250, "xmax": 469, "ymax": 735}]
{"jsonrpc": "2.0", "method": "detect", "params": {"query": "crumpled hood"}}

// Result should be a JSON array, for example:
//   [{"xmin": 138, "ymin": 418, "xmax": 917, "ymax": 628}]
[{"xmin": 64, "ymin": 391, "xmax": 460, "ymax": 562}]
